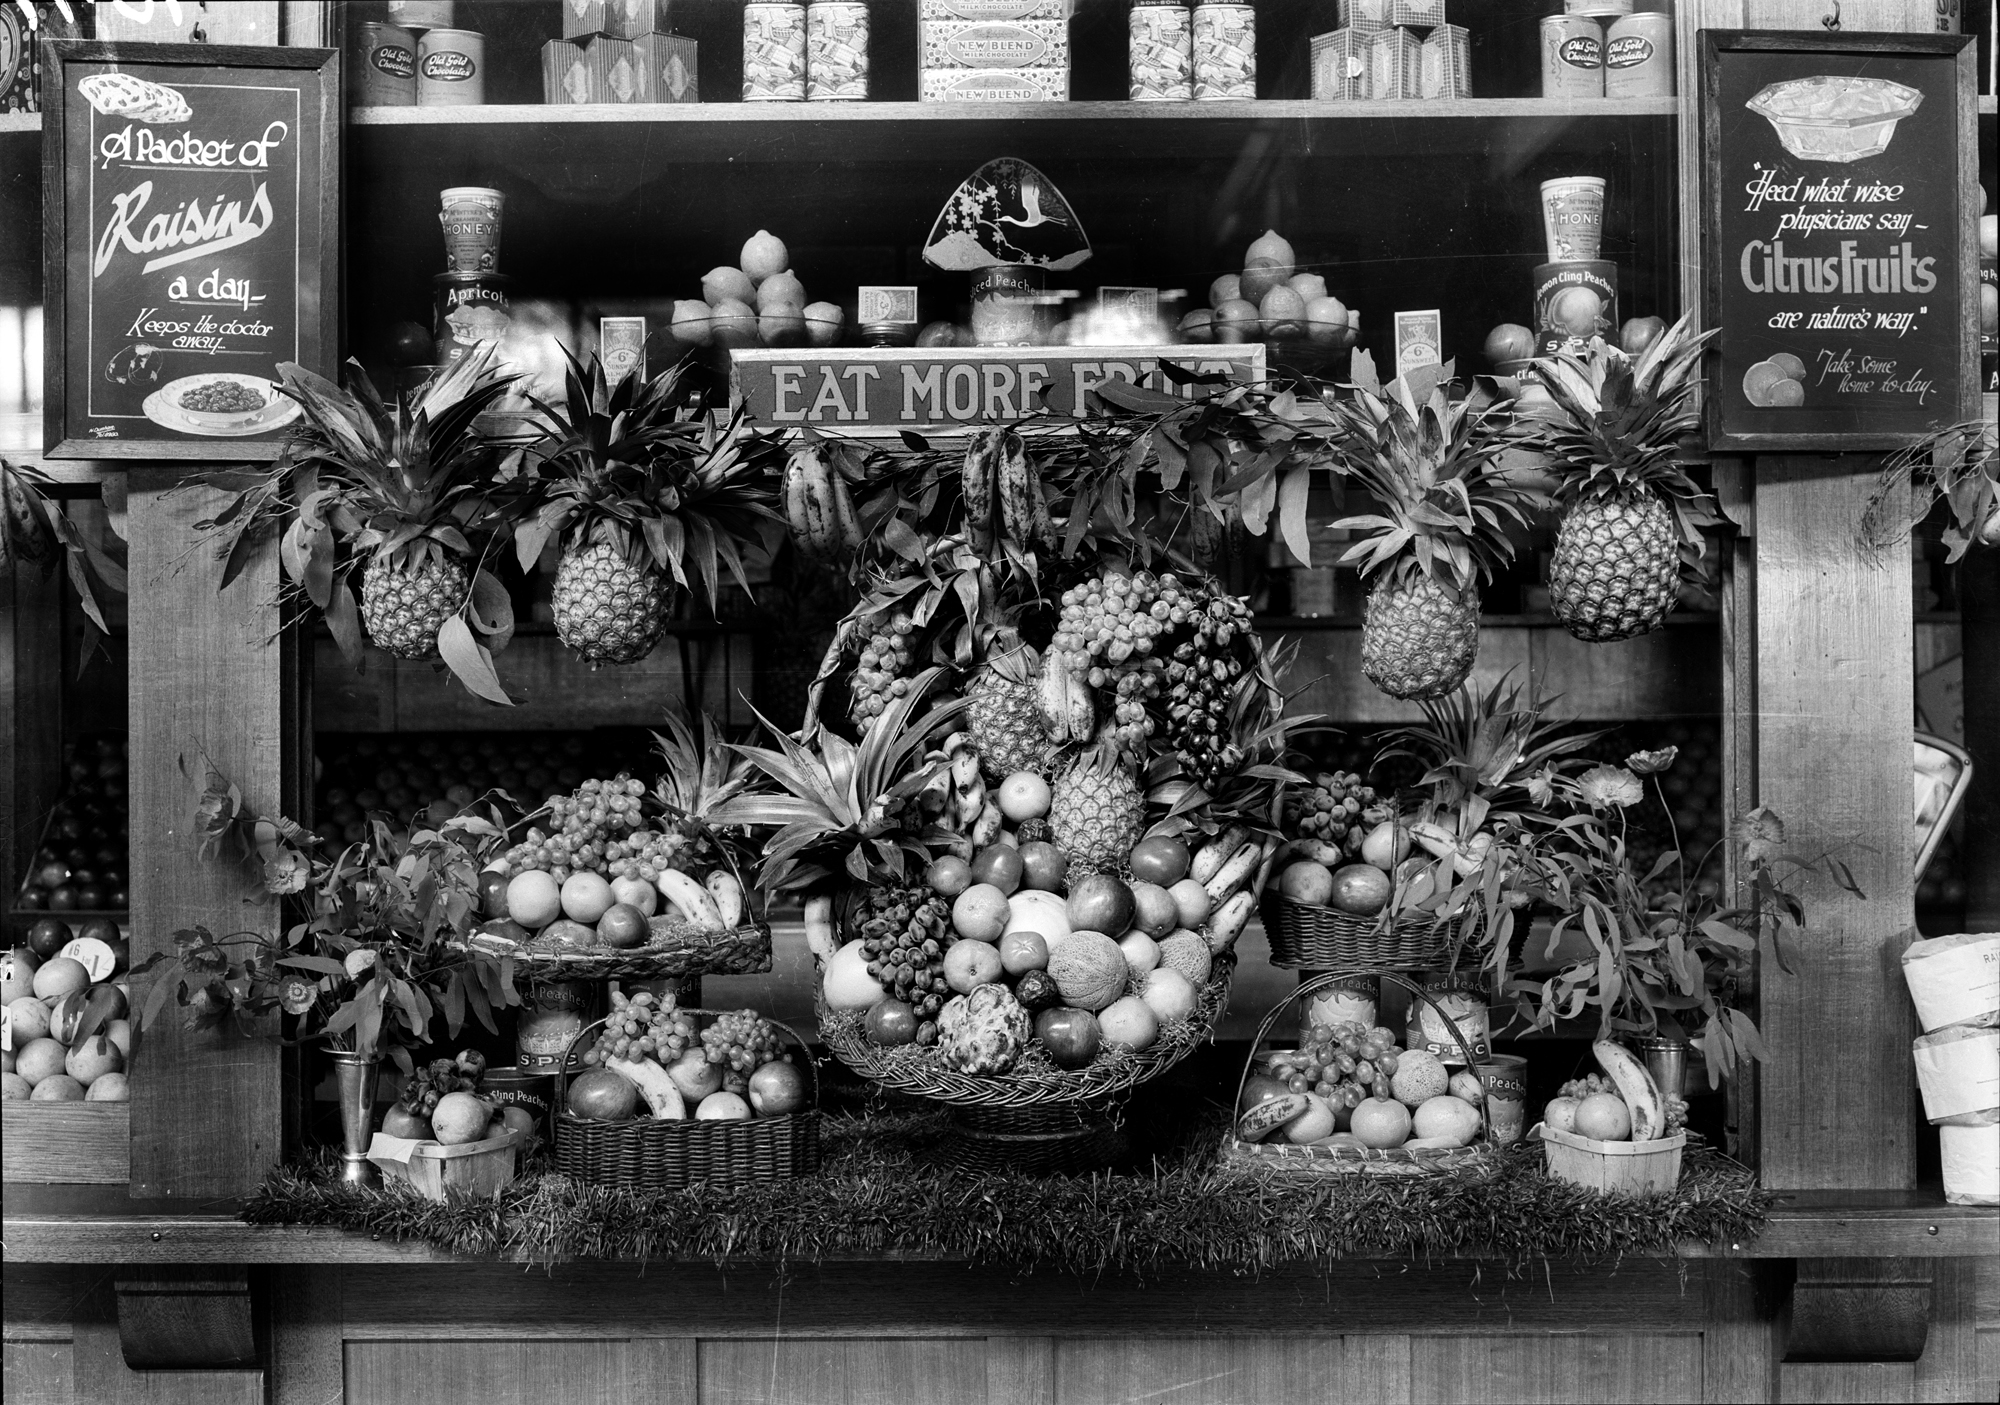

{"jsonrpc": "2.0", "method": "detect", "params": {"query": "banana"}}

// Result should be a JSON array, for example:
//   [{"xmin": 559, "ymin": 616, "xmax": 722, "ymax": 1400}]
[
  {"xmin": 946, "ymin": 732, "xmax": 986, "ymax": 830},
  {"xmin": 961, "ymin": 433, "xmax": 998, "ymax": 552},
  {"xmin": 786, "ymin": 445, "xmax": 836, "ymax": 558},
  {"xmin": 971, "ymin": 800, "xmax": 1004, "ymax": 848},
  {"xmin": 1064, "ymin": 668, "xmax": 1095, "ymax": 742},
  {"xmin": 996, "ymin": 431, "xmax": 1052, "ymax": 549},
  {"xmin": 1037, "ymin": 648, "xmax": 1074, "ymax": 735},
  {"xmin": 705, "ymin": 870, "xmax": 744, "ymax": 929},
  {"xmin": 1206, "ymin": 889, "xmax": 1256, "ymax": 954},
  {"xmin": 1409, "ymin": 819, "xmax": 1459, "ymax": 861},
  {"xmin": 606, "ymin": 1055, "xmax": 687, "ymax": 1120},
  {"xmin": 826, "ymin": 456, "xmax": 863, "ymax": 556},
  {"xmin": 1203, "ymin": 842, "xmax": 1264, "ymax": 906},
  {"xmin": 1191, "ymin": 825, "xmax": 1250, "ymax": 885},
  {"xmin": 656, "ymin": 869, "xmax": 726, "ymax": 930},
  {"xmin": 802, "ymin": 894, "xmax": 839, "ymax": 965},
  {"xmin": 1591, "ymin": 1039, "xmax": 1666, "ymax": 1141}
]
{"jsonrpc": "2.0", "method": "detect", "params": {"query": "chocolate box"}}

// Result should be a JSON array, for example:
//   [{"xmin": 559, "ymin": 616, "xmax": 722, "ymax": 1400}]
[
  {"xmin": 1310, "ymin": 29, "xmax": 1370, "ymax": 101},
  {"xmin": 1368, "ymin": 27, "xmax": 1421, "ymax": 100},
  {"xmin": 542, "ymin": 34, "xmax": 698, "ymax": 104},
  {"xmin": 1337, "ymin": 0, "xmax": 1394, "ymax": 34},
  {"xmin": 561, "ymin": 0, "xmax": 677, "ymax": 39},
  {"xmin": 919, "ymin": 0, "xmax": 1070, "ymax": 20},
  {"xmin": 920, "ymin": 19, "xmax": 1068, "ymax": 69},
  {"xmin": 920, "ymin": 67, "xmax": 1068, "ymax": 101},
  {"xmin": 1419, "ymin": 23, "xmax": 1470, "ymax": 99},
  {"xmin": 1388, "ymin": 0, "xmax": 1447, "ymax": 29}
]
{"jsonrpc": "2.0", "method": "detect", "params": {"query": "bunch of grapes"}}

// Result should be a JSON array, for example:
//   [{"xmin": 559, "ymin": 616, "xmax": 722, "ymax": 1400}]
[
  {"xmin": 1558, "ymin": 1072, "xmax": 1615, "ymax": 1100},
  {"xmin": 1285, "ymin": 771, "xmax": 1384, "ymax": 856},
  {"xmin": 1163, "ymin": 589, "xmax": 1255, "ymax": 789},
  {"xmin": 855, "ymin": 883, "xmax": 953, "ymax": 1039},
  {"xmin": 1267, "ymin": 1020, "xmax": 1405, "ymax": 1113},
  {"xmin": 702, "ymin": 1009, "xmax": 785, "ymax": 1075},
  {"xmin": 848, "ymin": 612, "xmax": 917, "ymax": 733},
  {"xmin": 499, "ymin": 776, "xmax": 650, "ymax": 882},
  {"xmin": 582, "ymin": 988, "xmax": 698, "ymax": 1068}
]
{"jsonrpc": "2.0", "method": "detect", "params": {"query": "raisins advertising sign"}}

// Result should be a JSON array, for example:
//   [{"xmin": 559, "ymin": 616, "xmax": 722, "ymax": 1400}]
[
  {"xmin": 1701, "ymin": 32, "xmax": 1977, "ymax": 452},
  {"xmin": 43, "ymin": 42, "xmax": 337, "ymax": 459}
]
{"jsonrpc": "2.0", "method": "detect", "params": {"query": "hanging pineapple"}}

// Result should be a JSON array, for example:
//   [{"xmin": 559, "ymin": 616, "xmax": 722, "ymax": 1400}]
[
  {"xmin": 200, "ymin": 351, "xmax": 521, "ymax": 701},
  {"xmin": 1533, "ymin": 313, "xmax": 1719, "ymax": 643},
  {"xmin": 1328, "ymin": 369, "xmax": 1545, "ymax": 701},
  {"xmin": 519, "ymin": 355, "xmax": 782, "ymax": 666}
]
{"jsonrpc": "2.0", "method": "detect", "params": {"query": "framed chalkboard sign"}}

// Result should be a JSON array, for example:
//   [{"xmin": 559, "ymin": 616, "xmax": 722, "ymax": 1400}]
[
  {"xmin": 41, "ymin": 41, "xmax": 337, "ymax": 460},
  {"xmin": 1700, "ymin": 31, "xmax": 1977, "ymax": 454}
]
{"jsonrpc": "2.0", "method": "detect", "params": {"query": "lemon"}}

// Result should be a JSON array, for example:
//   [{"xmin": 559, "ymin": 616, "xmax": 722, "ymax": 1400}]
[
  {"xmin": 670, "ymin": 299, "xmax": 713, "ymax": 347},
  {"xmin": 1211, "ymin": 298, "xmax": 1260, "ymax": 343},
  {"xmin": 756, "ymin": 270, "xmax": 806, "ymax": 310},
  {"xmin": 740, "ymin": 230, "xmax": 790, "ymax": 283},
  {"xmin": 803, "ymin": 301, "xmax": 845, "ymax": 346},
  {"xmin": 1208, "ymin": 273, "xmax": 1242, "ymax": 306},
  {"xmin": 759, "ymin": 303, "xmax": 807, "ymax": 346},
  {"xmin": 708, "ymin": 298, "xmax": 759, "ymax": 348},
  {"xmin": 1289, "ymin": 272, "xmax": 1327, "ymax": 302},
  {"xmin": 1239, "ymin": 258, "xmax": 1286, "ymax": 305},
  {"xmin": 1245, "ymin": 228, "xmax": 1296, "ymax": 278},
  {"xmin": 1259, "ymin": 284, "xmax": 1308, "ymax": 338},
  {"xmin": 1306, "ymin": 295, "xmax": 1349, "ymax": 346},
  {"xmin": 701, "ymin": 266, "xmax": 756, "ymax": 307}
]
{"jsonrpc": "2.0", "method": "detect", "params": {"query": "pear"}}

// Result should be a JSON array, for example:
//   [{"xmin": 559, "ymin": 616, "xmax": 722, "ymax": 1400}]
[
  {"xmin": 1208, "ymin": 272, "xmax": 1242, "ymax": 307},
  {"xmin": 1288, "ymin": 272, "xmax": 1327, "ymax": 302},
  {"xmin": 802, "ymin": 301, "xmax": 845, "ymax": 346},
  {"xmin": 670, "ymin": 299, "xmax": 712, "ymax": 346},
  {"xmin": 740, "ymin": 229, "xmax": 790, "ymax": 283},
  {"xmin": 756, "ymin": 270, "xmax": 807, "ymax": 310},
  {"xmin": 1259, "ymin": 285, "xmax": 1308, "ymax": 338},
  {"xmin": 701, "ymin": 266, "xmax": 756, "ymax": 307},
  {"xmin": 1239, "ymin": 258, "xmax": 1286, "ymax": 305},
  {"xmin": 1245, "ymin": 228, "xmax": 1296, "ymax": 278}
]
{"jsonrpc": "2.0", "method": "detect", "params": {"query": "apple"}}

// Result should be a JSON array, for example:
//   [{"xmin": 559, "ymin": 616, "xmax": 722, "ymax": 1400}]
[
  {"xmin": 1484, "ymin": 323, "xmax": 1536, "ymax": 366},
  {"xmin": 1620, "ymin": 316, "xmax": 1667, "ymax": 356},
  {"xmin": 748, "ymin": 1060, "xmax": 808, "ymax": 1116},
  {"xmin": 666, "ymin": 1048, "xmax": 724, "ymax": 1102},
  {"xmin": 595, "ymin": 903, "xmax": 650, "ymax": 950},
  {"xmin": 609, "ymin": 876, "xmax": 658, "ymax": 916},
  {"xmin": 1034, "ymin": 1006, "xmax": 1102, "ymax": 1069},
  {"xmin": 864, "ymin": 998, "xmax": 919, "ymax": 1046}
]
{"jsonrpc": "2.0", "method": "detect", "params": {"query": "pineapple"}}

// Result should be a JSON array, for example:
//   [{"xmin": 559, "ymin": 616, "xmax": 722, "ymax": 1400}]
[
  {"xmin": 523, "ymin": 354, "xmax": 782, "ymax": 667},
  {"xmin": 200, "ymin": 351, "xmax": 519, "ymax": 695},
  {"xmin": 1329, "ymin": 366, "xmax": 1545, "ymax": 701},
  {"xmin": 553, "ymin": 537, "xmax": 671, "ymax": 665},
  {"xmin": 1535, "ymin": 313, "xmax": 1719, "ymax": 643},
  {"xmin": 966, "ymin": 661, "xmax": 1051, "ymax": 780},
  {"xmin": 1049, "ymin": 747, "xmax": 1144, "ymax": 875},
  {"xmin": 360, "ymin": 549, "xmax": 471, "ymax": 660}
]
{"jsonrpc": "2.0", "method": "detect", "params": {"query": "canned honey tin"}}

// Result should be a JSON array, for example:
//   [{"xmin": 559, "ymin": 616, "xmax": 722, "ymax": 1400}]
[
  {"xmin": 1540, "ymin": 15, "xmax": 1602, "ymax": 100},
  {"xmin": 439, "ymin": 186, "xmax": 504, "ymax": 273},
  {"xmin": 1130, "ymin": 4, "xmax": 1193, "ymax": 101},
  {"xmin": 1369, "ymin": 26, "xmax": 1420, "ymax": 101},
  {"xmin": 388, "ymin": 0, "xmax": 456, "ymax": 30},
  {"xmin": 417, "ymin": 27, "xmax": 485, "ymax": 106},
  {"xmin": 970, "ymin": 264, "xmax": 1047, "ymax": 346},
  {"xmin": 744, "ymin": 2, "xmax": 808, "ymax": 101},
  {"xmin": 1604, "ymin": 12, "xmax": 1673, "ymax": 99},
  {"xmin": 808, "ymin": 1, "xmax": 869, "ymax": 100},
  {"xmin": 1192, "ymin": 3, "xmax": 1255, "ymax": 100},
  {"xmin": 434, "ymin": 272, "xmax": 512, "ymax": 366},
  {"xmin": 354, "ymin": 22, "xmax": 416, "ymax": 106}
]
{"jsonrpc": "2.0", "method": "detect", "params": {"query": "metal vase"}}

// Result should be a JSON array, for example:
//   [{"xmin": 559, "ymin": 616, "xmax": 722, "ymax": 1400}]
[
  {"xmin": 1629, "ymin": 1034, "xmax": 1687, "ymax": 1101},
  {"xmin": 328, "ymin": 1050, "xmax": 382, "ymax": 1187}
]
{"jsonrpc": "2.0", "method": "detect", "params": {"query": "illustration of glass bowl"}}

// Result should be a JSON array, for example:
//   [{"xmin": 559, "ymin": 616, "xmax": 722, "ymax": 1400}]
[{"xmin": 1747, "ymin": 76, "xmax": 1923, "ymax": 164}]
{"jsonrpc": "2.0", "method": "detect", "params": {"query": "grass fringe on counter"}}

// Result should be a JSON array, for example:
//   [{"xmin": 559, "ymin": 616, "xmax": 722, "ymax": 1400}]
[{"xmin": 243, "ymin": 1110, "xmax": 1773, "ymax": 1273}]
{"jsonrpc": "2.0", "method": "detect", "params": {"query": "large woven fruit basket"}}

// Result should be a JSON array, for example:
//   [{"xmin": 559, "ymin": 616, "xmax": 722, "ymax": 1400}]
[
  {"xmin": 1221, "ymin": 969, "xmax": 1500, "ymax": 1178},
  {"xmin": 465, "ymin": 916, "xmax": 772, "ymax": 982},
  {"xmin": 553, "ymin": 1010, "xmax": 820, "ymax": 1191}
]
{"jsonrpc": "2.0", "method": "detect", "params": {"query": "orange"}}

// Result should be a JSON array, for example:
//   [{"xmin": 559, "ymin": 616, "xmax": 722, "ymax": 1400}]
[
  {"xmin": 1349, "ymin": 1096, "xmax": 1412, "ymax": 1149},
  {"xmin": 951, "ymin": 883, "xmax": 1012, "ymax": 942},
  {"xmin": 506, "ymin": 871, "xmax": 562, "ymax": 929},
  {"xmin": 1574, "ymin": 1092, "xmax": 1631, "ymax": 1141}
]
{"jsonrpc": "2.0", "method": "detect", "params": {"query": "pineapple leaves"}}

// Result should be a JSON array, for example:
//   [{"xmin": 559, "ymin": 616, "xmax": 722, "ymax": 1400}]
[{"xmin": 436, "ymin": 616, "xmax": 513, "ymax": 707}]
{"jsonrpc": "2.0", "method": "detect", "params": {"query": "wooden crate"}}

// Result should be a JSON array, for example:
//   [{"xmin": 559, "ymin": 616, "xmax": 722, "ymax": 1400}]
[
  {"xmin": 369, "ymin": 1126, "xmax": 523, "ymax": 1202},
  {"xmin": 1542, "ymin": 1126, "xmax": 1687, "ymax": 1195},
  {"xmin": 1, "ymin": 1102, "xmax": 130, "ymax": 1184}
]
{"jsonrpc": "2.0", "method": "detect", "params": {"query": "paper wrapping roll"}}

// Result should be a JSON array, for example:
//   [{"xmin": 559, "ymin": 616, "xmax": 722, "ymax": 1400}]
[
  {"xmin": 1940, "ymin": 1124, "xmax": 1999, "ymax": 1206},
  {"xmin": 1901, "ymin": 932, "xmax": 1999, "ymax": 1033},
  {"xmin": 1912, "ymin": 1024, "xmax": 2000, "ymax": 1127}
]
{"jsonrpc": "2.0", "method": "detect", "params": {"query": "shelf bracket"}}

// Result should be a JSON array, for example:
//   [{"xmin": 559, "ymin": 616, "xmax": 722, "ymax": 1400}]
[
  {"xmin": 1780, "ymin": 1256, "xmax": 1932, "ymax": 1363},
  {"xmin": 115, "ymin": 1267, "xmax": 259, "ymax": 1370}
]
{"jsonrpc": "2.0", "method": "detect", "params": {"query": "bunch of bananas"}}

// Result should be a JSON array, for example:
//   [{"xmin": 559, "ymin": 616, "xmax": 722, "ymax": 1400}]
[
  {"xmin": 784, "ymin": 442, "xmax": 862, "ymax": 560},
  {"xmin": 961, "ymin": 427, "xmax": 1053, "ymax": 553}
]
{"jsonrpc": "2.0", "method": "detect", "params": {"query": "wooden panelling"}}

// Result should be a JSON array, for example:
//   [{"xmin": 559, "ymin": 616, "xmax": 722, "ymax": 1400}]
[
  {"xmin": 1779, "ymin": 1361, "xmax": 1917, "ymax": 1403},
  {"xmin": 1701, "ymin": 1261, "xmax": 1781, "ymax": 1404},
  {"xmin": 69, "ymin": 1322, "xmax": 261, "ymax": 1405},
  {"xmin": 345, "ymin": 1339, "xmax": 664, "ymax": 1405},
  {"xmin": 1957, "ymin": 546, "xmax": 2000, "ymax": 932},
  {"xmin": 1, "ymin": 1105, "xmax": 130, "ymax": 1184},
  {"xmin": 1407, "ymin": 1333, "xmax": 1703, "ymax": 1405},
  {"xmin": 986, "ymin": 1337, "xmax": 1055, "ymax": 1405},
  {"xmin": 1280, "ymin": 621, "xmax": 1720, "ymax": 725},
  {"xmin": 311, "ymin": 630, "xmax": 756, "ymax": 732},
  {"xmin": 1, "ymin": 556, "xmax": 63, "ymax": 919},
  {"xmin": 1753, "ymin": 461, "xmax": 1917, "ymax": 1191},
  {"xmin": 270, "ymin": 1264, "xmax": 345, "ymax": 1405},
  {"xmin": 2, "ymin": 1342, "xmax": 73, "ymax": 1405},
  {"xmin": 702, "ymin": 1338, "xmax": 986, "ymax": 1405},
  {"xmin": 126, "ymin": 469, "xmax": 287, "ymax": 1200},
  {"xmin": 335, "ymin": 1261, "xmax": 1707, "ymax": 1340},
  {"xmin": 1053, "ymin": 1336, "xmax": 1342, "ymax": 1405}
]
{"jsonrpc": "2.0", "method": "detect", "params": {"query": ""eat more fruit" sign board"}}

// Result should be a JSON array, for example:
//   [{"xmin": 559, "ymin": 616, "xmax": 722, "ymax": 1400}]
[
  {"xmin": 1699, "ymin": 31, "xmax": 1979, "ymax": 451},
  {"xmin": 729, "ymin": 345, "xmax": 1265, "ymax": 434}
]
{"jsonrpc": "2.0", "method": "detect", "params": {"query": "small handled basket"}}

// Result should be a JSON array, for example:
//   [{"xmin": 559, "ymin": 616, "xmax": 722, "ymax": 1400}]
[
  {"xmin": 467, "ymin": 918, "xmax": 774, "ymax": 982},
  {"xmin": 1222, "ymin": 968, "xmax": 1499, "ymax": 1178},
  {"xmin": 1259, "ymin": 895, "xmax": 1458, "ymax": 972},
  {"xmin": 552, "ymin": 1011, "xmax": 821, "ymax": 1191}
]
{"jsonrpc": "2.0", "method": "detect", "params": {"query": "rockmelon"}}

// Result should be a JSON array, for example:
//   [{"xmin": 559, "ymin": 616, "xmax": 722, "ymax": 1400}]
[
  {"xmin": 1156, "ymin": 932, "xmax": 1212, "ymax": 986},
  {"xmin": 1046, "ymin": 931, "xmax": 1129, "ymax": 1012}
]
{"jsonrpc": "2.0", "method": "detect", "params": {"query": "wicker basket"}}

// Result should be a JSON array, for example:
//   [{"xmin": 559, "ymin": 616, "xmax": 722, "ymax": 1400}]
[
  {"xmin": 1260, "ymin": 894, "xmax": 1460, "ymax": 972},
  {"xmin": 552, "ymin": 1011, "xmax": 821, "ymax": 1190},
  {"xmin": 1540, "ymin": 1125, "xmax": 1687, "ymax": 1195},
  {"xmin": 1221, "ymin": 968, "xmax": 1501, "ymax": 1178},
  {"xmin": 466, "ymin": 919, "xmax": 773, "ymax": 982},
  {"xmin": 366, "ymin": 1126, "xmax": 525, "ymax": 1202},
  {"xmin": 926, "ymin": 1103, "xmax": 1127, "ymax": 1177},
  {"xmin": 817, "ymin": 953, "xmax": 1235, "ymax": 1112}
]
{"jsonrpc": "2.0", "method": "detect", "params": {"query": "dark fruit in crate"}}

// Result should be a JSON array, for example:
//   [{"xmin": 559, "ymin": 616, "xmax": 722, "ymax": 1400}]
[
  {"xmin": 1035, "ymin": 1006, "xmax": 1102, "ymax": 1069},
  {"xmin": 16, "ymin": 888, "xmax": 46, "ymax": 909},
  {"xmin": 567, "ymin": 1068, "xmax": 640, "ymax": 1121},
  {"xmin": 386, "ymin": 320, "xmax": 435, "ymax": 366},
  {"xmin": 1013, "ymin": 968, "xmax": 1060, "ymax": 1012},
  {"xmin": 76, "ymin": 917, "xmax": 119, "ymax": 946},
  {"xmin": 26, "ymin": 919, "xmax": 72, "ymax": 959},
  {"xmin": 35, "ymin": 862, "xmax": 68, "ymax": 890},
  {"xmin": 73, "ymin": 886, "xmax": 104, "ymax": 910},
  {"xmin": 856, "ymin": 883, "xmax": 953, "ymax": 1012},
  {"xmin": 847, "ymin": 611, "xmax": 917, "ymax": 733},
  {"xmin": 864, "ymin": 998, "xmax": 920, "ymax": 1046}
]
